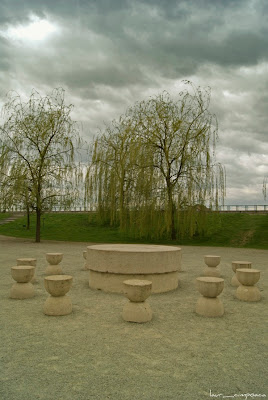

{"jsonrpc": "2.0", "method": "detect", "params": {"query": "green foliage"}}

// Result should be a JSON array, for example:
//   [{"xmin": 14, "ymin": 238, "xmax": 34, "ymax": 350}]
[
  {"xmin": 0, "ymin": 212, "xmax": 266, "ymax": 249},
  {"xmin": 0, "ymin": 88, "xmax": 83, "ymax": 241},
  {"xmin": 86, "ymin": 81, "xmax": 225, "ymax": 240}
]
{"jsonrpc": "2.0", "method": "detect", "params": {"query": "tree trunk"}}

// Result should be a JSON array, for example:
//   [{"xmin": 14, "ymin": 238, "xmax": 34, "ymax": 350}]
[
  {"xmin": 167, "ymin": 183, "xmax": 176, "ymax": 240},
  {"xmin": 119, "ymin": 174, "xmax": 125, "ymax": 230},
  {"xmin": 26, "ymin": 205, "xmax": 30, "ymax": 230},
  {"xmin": 35, "ymin": 207, "xmax": 41, "ymax": 243},
  {"xmin": 170, "ymin": 201, "xmax": 176, "ymax": 240}
]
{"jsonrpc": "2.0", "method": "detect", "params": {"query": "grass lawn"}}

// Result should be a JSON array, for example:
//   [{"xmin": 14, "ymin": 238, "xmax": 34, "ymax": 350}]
[{"xmin": 0, "ymin": 212, "xmax": 267, "ymax": 249}]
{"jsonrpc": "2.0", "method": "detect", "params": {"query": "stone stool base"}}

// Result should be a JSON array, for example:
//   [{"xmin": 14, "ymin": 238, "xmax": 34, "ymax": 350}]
[
  {"xmin": 10, "ymin": 282, "xmax": 35, "ymax": 299},
  {"xmin": 196, "ymin": 297, "xmax": 224, "ymax": 317},
  {"xmin": 231, "ymin": 275, "xmax": 240, "ymax": 287},
  {"xmin": 43, "ymin": 295, "xmax": 72, "ymax": 316},
  {"xmin": 28, "ymin": 273, "xmax": 38, "ymax": 284},
  {"xmin": 45, "ymin": 265, "xmax": 63, "ymax": 275},
  {"xmin": 82, "ymin": 251, "xmax": 88, "ymax": 270},
  {"xmin": 122, "ymin": 301, "xmax": 152, "ymax": 323},
  {"xmin": 236, "ymin": 285, "xmax": 261, "ymax": 302},
  {"xmin": 203, "ymin": 267, "xmax": 221, "ymax": 278}
]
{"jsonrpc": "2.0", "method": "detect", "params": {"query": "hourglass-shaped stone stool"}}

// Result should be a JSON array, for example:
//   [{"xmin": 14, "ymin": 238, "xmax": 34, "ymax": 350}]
[
  {"xmin": 122, "ymin": 279, "xmax": 153, "ymax": 323},
  {"xmin": 236, "ymin": 269, "xmax": 261, "ymax": 302},
  {"xmin": 231, "ymin": 261, "xmax": 251, "ymax": 287},
  {"xmin": 82, "ymin": 250, "xmax": 88, "ymax": 270},
  {"xmin": 203, "ymin": 255, "xmax": 221, "ymax": 277},
  {"xmin": 196, "ymin": 277, "xmax": 224, "ymax": 317},
  {"xmin": 17, "ymin": 258, "xmax": 37, "ymax": 283},
  {"xmin": 45, "ymin": 253, "xmax": 63, "ymax": 275},
  {"xmin": 43, "ymin": 275, "xmax": 73, "ymax": 316},
  {"xmin": 10, "ymin": 266, "xmax": 35, "ymax": 299}
]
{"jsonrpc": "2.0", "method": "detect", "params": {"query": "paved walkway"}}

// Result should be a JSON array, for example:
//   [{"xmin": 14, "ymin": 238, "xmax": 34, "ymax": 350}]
[
  {"xmin": 0, "ymin": 238, "xmax": 267, "ymax": 400},
  {"xmin": 0, "ymin": 213, "xmax": 23, "ymax": 225}
]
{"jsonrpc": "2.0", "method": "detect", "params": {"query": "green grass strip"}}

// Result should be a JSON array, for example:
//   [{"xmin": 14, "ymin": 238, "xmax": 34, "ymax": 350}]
[{"xmin": 0, "ymin": 212, "xmax": 267, "ymax": 249}]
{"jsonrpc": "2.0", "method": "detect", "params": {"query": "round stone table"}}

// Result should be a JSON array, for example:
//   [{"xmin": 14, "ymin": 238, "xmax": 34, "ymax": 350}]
[{"xmin": 87, "ymin": 244, "xmax": 182, "ymax": 293}]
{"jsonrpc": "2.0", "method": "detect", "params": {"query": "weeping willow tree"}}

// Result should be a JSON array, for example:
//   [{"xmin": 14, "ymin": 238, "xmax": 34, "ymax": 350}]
[
  {"xmin": 87, "ymin": 81, "xmax": 225, "ymax": 240},
  {"xmin": 0, "ymin": 160, "xmax": 33, "ymax": 228},
  {"xmin": 86, "ymin": 114, "xmax": 141, "ymax": 229},
  {"xmin": 0, "ymin": 88, "xmax": 83, "ymax": 242},
  {"xmin": 0, "ymin": 137, "xmax": 11, "ymax": 212}
]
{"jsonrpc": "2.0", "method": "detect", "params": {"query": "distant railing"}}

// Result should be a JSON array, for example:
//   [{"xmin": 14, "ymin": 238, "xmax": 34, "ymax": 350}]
[
  {"xmin": 0, "ymin": 206, "xmax": 91, "ymax": 213},
  {"xmin": 214, "ymin": 205, "xmax": 267, "ymax": 213},
  {"xmin": 2, "ymin": 205, "xmax": 267, "ymax": 213}
]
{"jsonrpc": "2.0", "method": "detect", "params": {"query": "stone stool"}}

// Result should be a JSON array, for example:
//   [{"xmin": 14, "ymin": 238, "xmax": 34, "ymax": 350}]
[
  {"xmin": 45, "ymin": 253, "xmax": 63, "ymax": 275},
  {"xmin": 10, "ymin": 266, "xmax": 35, "ymax": 299},
  {"xmin": 231, "ymin": 261, "xmax": 251, "ymax": 287},
  {"xmin": 82, "ymin": 250, "xmax": 88, "ymax": 271},
  {"xmin": 17, "ymin": 258, "xmax": 37, "ymax": 283},
  {"xmin": 203, "ymin": 255, "xmax": 221, "ymax": 277},
  {"xmin": 236, "ymin": 268, "xmax": 261, "ymax": 302},
  {"xmin": 196, "ymin": 277, "xmax": 224, "ymax": 317},
  {"xmin": 122, "ymin": 279, "xmax": 153, "ymax": 323},
  {"xmin": 43, "ymin": 275, "xmax": 73, "ymax": 316}
]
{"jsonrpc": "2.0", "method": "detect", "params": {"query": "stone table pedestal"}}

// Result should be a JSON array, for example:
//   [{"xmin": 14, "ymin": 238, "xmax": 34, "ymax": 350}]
[
  {"xmin": 236, "ymin": 268, "xmax": 261, "ymax": 302},
  {"xmin": 45, "ymin": 253, "xmax": 63, "ymax": 275},
  {"xmin": 122, "ymin": 279, "xmax": 153, "ymax": 323},
  {"xmin": 10, "ymin": 266, "xmax": 35, "ymax": 299},
  {"xmin": 203, "ymin": 255, "xmax": 221, "ymax": 277},
  {"xmin": 17, "ymin": 258, "xmax": 37, "ymax": 283},
  {"xmin": 43, "ymin": 275, "xmax": 73, "ymax": 316},
  {"xmin": 196, "ymin": 277, "xmax": 224, "ymax": 317},
  {"xmin": 231, "ymin": 261, "xmax": 251, "ymax": 286}
]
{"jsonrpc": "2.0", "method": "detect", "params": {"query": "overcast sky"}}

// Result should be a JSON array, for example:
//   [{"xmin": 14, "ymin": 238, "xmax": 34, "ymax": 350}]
[{"xmin": 0, "ymin": 0, "xmax": 267, "ymax": 205}]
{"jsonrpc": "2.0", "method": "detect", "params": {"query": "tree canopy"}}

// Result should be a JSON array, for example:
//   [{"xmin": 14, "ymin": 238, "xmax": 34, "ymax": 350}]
[
  {"xmin": 87, "ymin": 81, "xmax": 225, "ymax": 240},
  {"xmin": 0, "ymin": 88, "xmax": 82, "ymax": 242}
]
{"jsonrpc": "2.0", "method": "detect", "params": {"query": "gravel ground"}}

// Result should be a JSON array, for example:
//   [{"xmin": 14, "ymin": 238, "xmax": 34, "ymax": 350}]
[{"xmin": 0, "ymin": 235, "xmax": 267, "ymax": 400}]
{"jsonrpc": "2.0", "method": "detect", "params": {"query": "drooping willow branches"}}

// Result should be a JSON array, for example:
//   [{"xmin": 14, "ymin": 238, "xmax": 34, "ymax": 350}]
[{"xmin": 86, "ymin": 81, "xmax": 225, "ymax": 240}]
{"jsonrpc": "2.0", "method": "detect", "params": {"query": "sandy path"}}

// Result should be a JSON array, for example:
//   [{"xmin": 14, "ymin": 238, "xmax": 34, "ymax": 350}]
[{"xmin": 0, "ymin": 236, "xmax": 267, "ymax": 400}]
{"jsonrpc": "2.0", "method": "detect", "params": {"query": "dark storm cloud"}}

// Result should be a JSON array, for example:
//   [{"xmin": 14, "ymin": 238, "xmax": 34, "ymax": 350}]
[
  {"xmin": 1, "ymin": 0, "xmax": 267, "ymax": 82},
  {"xmin": 0, "ymin": 0, "xmax": 267, "ymax": 204}
]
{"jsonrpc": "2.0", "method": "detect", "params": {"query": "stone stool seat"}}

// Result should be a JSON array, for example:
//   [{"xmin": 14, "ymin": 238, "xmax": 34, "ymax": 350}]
[
  {"xmin": 17, "ymin": 258, "xmax": 37, "ymax": 283},
  {"xmin": 10, "ymin": 265, "xmax": 35, "ymax": 299},
  {"xmin": 196, "ymin": 277, "xmax": 224, "ymax": 317},
  {"xmin": 45, "ymin": 253, "xmax": 63, "ymax": 275},
  {"xmin": 122, "ymin": 279, "xmax": 153, "ymax": 323},
  {"xmin": 231, "ymin": 261, "xmax": 251, "ymax": 286},
  {"xmin": 236, "ymin": 268, "xmax": 261, "ymax": 302},
  {"xmin": 203, "ymin": 255, "xmax": 221, "ymax": 277},
  {"xmin": 43, "ymin": 275, "xmax": 73, "ymax": 316},
  {"xmin": 17, "ymin": 258, "xmax": 36, "ymax": 266}
]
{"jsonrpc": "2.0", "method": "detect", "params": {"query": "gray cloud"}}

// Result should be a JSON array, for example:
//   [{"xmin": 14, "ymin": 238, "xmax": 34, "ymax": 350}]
[
  {"xmin": 0, "ymin": 0, "xmax": 267, "ymax": 204},
  {"xmin": 0, "ymin": 37, "xmax": 10, "ymax": 72}
]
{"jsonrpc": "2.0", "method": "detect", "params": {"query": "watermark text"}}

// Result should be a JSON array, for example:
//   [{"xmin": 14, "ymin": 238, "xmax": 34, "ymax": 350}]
[{"xmin": 209, "ymin": 390, "xmax": 266, "ymax": 400}]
